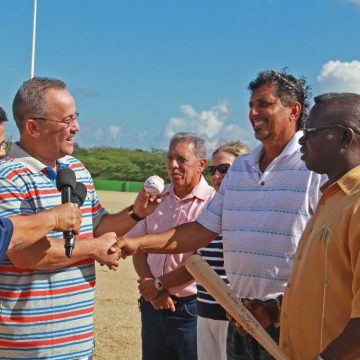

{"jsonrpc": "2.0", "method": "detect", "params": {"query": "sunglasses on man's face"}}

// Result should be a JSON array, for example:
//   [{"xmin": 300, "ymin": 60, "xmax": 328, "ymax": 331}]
[{"xmin": 205, "ymin": 163, "xmax": 230, "ymax": 176}]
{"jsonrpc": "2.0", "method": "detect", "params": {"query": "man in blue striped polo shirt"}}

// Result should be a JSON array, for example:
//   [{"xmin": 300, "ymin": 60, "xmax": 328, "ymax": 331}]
[
  {"xmin": 120, "ymin": 69, "xmax": 324, "ymax": 360},
  {"xmin": 0, "ymin": 77, "xmax": 159, "ymax": 359}
]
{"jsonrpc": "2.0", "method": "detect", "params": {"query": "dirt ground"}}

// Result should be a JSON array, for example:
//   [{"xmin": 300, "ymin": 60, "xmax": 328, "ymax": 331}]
[{"xmin": 94, "ymin": 191, "xmax": 141, "ymax": 360}]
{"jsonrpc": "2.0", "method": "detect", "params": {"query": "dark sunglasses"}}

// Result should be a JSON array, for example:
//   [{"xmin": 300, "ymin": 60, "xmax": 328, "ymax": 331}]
[
  {"xmin": 303, "ymin": 124, "xmax": 358, "ymax": 137},
  {"xmin": 205, "ymin": 163, "xmax": 230, "ymax": 176}
]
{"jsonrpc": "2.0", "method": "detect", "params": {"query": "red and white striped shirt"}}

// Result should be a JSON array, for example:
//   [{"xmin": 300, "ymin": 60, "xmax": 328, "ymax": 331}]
[{"xmin": 0, "ymin": 143, "xmax": 106, "ymax": 359}]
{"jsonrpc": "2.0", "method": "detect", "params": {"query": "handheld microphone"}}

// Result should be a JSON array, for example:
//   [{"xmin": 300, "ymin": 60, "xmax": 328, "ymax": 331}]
[
  {"xmin": 56, "ymin": 168, "xmax": 77, "ymax": 258},
  {"xmin": 72, "ymin": 182, "xmax": 87, "ymax": 207}
]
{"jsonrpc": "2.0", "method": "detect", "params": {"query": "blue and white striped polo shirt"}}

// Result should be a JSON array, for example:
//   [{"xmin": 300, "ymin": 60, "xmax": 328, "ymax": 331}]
[{"xmin": 197, "ymin": 132, "xmax": 323, "ymax": 300}]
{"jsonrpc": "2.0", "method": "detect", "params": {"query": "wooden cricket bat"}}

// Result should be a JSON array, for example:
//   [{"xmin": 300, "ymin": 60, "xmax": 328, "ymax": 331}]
[{"xmin": 185, "ymin": 255, "xmax": 288, "ymax": 360}]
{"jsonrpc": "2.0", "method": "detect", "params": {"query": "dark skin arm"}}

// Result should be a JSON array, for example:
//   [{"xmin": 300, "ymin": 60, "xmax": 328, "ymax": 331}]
[
  {"xmin": 320, "ymin": 318, "xmax": 360, "ymax": 360},
  {"xmin": 119, "ymin": 221, "xmax": 218, "ymax": 257}
]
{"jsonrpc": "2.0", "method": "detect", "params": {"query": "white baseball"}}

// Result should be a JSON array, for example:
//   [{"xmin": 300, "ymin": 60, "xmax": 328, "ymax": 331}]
[{"xmin": 144, "ymin": 175, "xmax": 165, "ymax": 197}]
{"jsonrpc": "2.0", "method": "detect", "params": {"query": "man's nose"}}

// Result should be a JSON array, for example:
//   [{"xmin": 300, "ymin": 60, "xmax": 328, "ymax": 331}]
[
  {"xmin": 249, "ymin": 106, "xmax": 259, "ymax": 119},
  {"xmin": 70, "ymin": 118, "xmax": 80, "ymax": 132}
]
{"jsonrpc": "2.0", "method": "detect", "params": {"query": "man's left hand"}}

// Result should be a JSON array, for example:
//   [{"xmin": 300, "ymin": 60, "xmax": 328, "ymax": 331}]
[{"xmin": 138, "ymin": 277, "xmax": 159, "ymax": 301}]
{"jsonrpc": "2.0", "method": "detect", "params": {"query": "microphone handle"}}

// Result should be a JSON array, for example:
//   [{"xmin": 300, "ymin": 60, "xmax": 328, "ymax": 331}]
[
  {"xmin": 62, "ymin": 186, "xmax": 76, "ymax": 258},
  {"xmin": 64, "ymin": 231, "xmax": 75, "ymax": 258}
]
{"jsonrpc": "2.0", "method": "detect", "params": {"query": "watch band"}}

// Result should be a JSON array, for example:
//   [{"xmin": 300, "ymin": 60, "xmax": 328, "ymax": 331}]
[
  {"xmin": 128, "ymin": 205, "xmax": 144, "ymax": 222},
  {"xmin": 154, "ymin": 277, "xmax": 163, "ymax": 290}
]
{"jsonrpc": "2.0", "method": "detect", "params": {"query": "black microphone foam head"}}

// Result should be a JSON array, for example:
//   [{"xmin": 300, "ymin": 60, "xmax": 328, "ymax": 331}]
[
  {"xmin": 72, "ymin": 182, "xmax": 87, "ymax": 207},
  {"xmin": 56, "ymin": 168, "xmax": 76, "ymax": 191}
]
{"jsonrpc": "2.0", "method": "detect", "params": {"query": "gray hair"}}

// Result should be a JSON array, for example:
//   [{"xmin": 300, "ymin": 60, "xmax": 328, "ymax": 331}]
[
  {"xmin": 12, "ymin": 77, "xmax": 67, "ymax": 130},
  {"xmin": 213, "ymin": 141, "xmax": 250, "ymax": 157},
  {"xmin": 169, "ymin": 132, "xmax": 207, "ymax": 159}
]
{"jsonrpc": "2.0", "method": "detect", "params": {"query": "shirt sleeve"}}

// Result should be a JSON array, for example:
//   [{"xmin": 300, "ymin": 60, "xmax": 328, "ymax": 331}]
[
  {"xmin": 0, "ymin": 218, "xmax": 14, "ymax": 260},
  {"xmin": 196, "ymin": 172, "xmax": 228, "ymax": 234},
  {"xmin": 127, "ymin": 218, "xmax": 148, "ymax": 237},
  {"xmin": 0, "ymin": 177, "xmax": 35, "ymax": 217}
]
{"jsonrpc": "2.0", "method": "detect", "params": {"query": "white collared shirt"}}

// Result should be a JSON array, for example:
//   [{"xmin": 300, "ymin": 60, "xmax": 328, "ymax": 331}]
[{"xmin": 197, "ymin": 132, "xmax": 324, "ymax": 299}]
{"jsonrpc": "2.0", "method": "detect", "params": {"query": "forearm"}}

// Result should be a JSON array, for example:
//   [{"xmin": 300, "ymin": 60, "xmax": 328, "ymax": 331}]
[
  {"xmin": 137, "ymin": 221, "xmax": 217, "ymax": 253},
  {"xmin": 159, "ymin": 263, "xmax": 194, "ymax": 289},
  {"xmin": 94, "ymin": 189, "xmax": 161, "ymax": 237},
  {"xmin": 7, "ymin": 237, "xmax": 97, "ymax": 270},
  {"xmin": 8, "ymin": 212, "xmax": 57, "ymax": 253},
  {"xmin": 320, "ymin": 318, "xmax": 360, "ymax": 360},
  {"xmin": 94, "ymin": 208, "xmax": 138, "ymax": 237},
  {"xmin": 133, "ymin": 251, "xmax": 152, "ymax": 278}
]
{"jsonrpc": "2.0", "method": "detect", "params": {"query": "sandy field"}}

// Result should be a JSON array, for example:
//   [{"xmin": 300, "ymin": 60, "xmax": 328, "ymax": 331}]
[{"xmin": 94, "ymin": 191, "xmax": 141, "ymax": 360}]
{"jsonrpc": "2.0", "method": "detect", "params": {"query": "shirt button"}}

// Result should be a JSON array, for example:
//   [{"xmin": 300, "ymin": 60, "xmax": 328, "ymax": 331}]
[
  {"xmin": 283, "ymin": 312, "xmax": 287, "ymax": 319},
  {"xmin": 297, "ymin": 254, "xmax": 302, "ymax": 260},
  {"xmin": 283, "ymin": 341, "xmax": 288, "ymax": 348},
  {"xmin": 260, "ymin": 181, "xmax": 265, "ymax": 186}
]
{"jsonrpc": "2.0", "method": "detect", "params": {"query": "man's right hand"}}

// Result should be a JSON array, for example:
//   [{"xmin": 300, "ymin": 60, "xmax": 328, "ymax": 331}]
[
  {"xmin": 117, "ymin": 236, "xmax": 140, "ymax": 258},
  {"xmin": 50, "ymin": 203, "xmax": 82, "ymax": 233},
  {"xmin": 94, "ymin": 232, "xmax": 121, "ymax": 270}
]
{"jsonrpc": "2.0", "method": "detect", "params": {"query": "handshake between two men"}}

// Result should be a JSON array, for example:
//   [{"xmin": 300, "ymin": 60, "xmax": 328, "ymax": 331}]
[{"xmin": 6, "ymin": 187, "xmax": 162, "ymax": 272}]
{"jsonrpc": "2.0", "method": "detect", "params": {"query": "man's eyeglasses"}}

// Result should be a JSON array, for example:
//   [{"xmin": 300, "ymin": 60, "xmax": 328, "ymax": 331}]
[
  {"xmin": 33, "ymin": 112, "xmax": 79, "ymax": 127},
  {"xmin": 302, "ymin": 124, "xmax": 359, "ymax": 137},
  {"xmin": 205, "ymin": 163, "xmax": 230, "ymax": 176}
]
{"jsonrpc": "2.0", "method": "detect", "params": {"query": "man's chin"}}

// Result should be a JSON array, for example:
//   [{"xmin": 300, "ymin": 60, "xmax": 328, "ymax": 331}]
[
  {"xmin": 253, "ymin": 129, "xmax": 269, "ymax": 141},
  {"xmin": 61, "ymin": 145, "xmax": 75, "ymax": 157}
]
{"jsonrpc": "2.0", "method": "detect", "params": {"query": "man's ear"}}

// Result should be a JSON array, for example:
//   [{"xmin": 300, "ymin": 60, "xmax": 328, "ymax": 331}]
[
  {"xmin": 289, "ymin": 102, "xmax": 301, "ymax": 123},
  {"xmin": 198, "ymin": 158, "xmax": 207, "ymax": 173},
  {"xmin": 342, "ymin": 127, "xmax": 355, "ymax": 147},
  {"xmin": 25, "ymin": 119, "xmax": 41, "ymax": 137}
]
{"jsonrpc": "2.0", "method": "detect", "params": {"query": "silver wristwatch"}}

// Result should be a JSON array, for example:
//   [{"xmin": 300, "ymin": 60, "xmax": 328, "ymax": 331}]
[
  {"xmin": 314, "ymin": 355, "xmax": 326, "ymax": 360},
  {"xmin": 154, "ymin": 277, "xmax": 163, "ymax": 290}
]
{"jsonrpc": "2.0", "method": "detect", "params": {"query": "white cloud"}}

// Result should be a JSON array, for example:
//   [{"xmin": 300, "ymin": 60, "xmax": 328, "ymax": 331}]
[
  {"xmin": 109, "ymin": 125, "xmax": 122, "ymax": 141},
  {"xmin": 94, "ymin": 128, "xmax": 103, "ymax": 141},
  {"xmin": 345, "ymin": 0, "xmax": 360, "ymax": 7},
  {"xmin": 137, "ymin": 130, "xmax": 147, "ymax": 143},
  {"xmin": 317, "ymin": 60, "xmax": 360, "ymax": 93},
  {"xmin": 161, "ymin": 101, "xmax": 252, "ymax": 153},
  {"xmin": 164, "ymin": 117, "xmax": 188, "ymax": 138}
]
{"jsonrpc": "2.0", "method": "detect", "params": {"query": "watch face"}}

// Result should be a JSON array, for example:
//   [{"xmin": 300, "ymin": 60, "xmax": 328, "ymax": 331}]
[{"xmin": 154, "ymin": 278, "xmax": 162, "ymax": 290}]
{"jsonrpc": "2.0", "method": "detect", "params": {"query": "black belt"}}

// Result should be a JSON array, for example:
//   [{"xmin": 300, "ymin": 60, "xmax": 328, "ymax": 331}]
[{"xmin": 170, "ymin": 294, "xmax": 197, "ymax": 303}]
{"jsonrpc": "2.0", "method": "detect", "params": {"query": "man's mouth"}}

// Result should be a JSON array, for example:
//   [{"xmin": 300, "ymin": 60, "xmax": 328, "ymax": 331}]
[{"xmin": 252, "ymin": 119, "xmax": 266, "ymax": 130}]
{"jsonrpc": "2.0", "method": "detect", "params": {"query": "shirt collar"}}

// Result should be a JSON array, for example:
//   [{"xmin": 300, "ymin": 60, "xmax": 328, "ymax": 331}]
[
  {"xmin": 164, "ymin": 175, "xmax": 213, "ymax": 201},
  {"xmin": 245, "ymin": 131, "xmax": 303, "ymax": 166},
  {"xmin": 8, "ymin": 142, "xmax": 70, "ymax": 174},
  {"xmin": 323, "ymin": 165, "xmax": 360, "ymax": 196}
]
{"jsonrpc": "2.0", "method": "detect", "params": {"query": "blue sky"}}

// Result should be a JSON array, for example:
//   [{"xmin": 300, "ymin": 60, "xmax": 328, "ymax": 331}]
[{"xmin": 1, "ymin": 0, "xmax": 360, "ymax": 152}]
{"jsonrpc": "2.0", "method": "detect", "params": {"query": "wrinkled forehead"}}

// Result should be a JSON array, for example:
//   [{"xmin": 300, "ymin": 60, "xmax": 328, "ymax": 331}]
[{"xmin": 168, "ymin": 139, "xmax": 195, "ymax": 153}]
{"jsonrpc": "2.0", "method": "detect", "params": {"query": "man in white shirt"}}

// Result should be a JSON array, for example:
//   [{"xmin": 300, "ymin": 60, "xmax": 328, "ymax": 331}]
[{"xmin": 120, "ymin": 70, "xmax": 323, "ymax": 359}]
